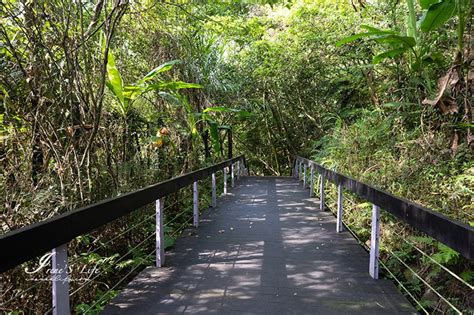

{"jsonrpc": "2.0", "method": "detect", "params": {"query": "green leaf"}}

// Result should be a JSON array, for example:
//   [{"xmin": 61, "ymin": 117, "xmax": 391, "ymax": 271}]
[
  {"xmin": 236, "ymin": 111, "xmax": 253, "ymax": 118},
  {"xmin": 408, "ymin": 236, "xmax": 434, "ymax": 245},
  {"xmin": 336, "ymin": 25, "xmax": 397, "ymax": 47},
  {"xmin": 432, "ymin": 243, "xmax": 459, "ymax": 265},
  {"xmin": 106, "ymin": 51, "xmax": 124, "ymax": 105},
  {"xmin": 418, "ymin": 0, "xmax": 441, "ymax": 9},
  {"xmin": 336, "ymin": 29, "xmax": 415, "ymax": 49},
  {"xmin": 460, "ymin": 270, "xmax": 474, "ymax": 282},
  {"xmin": 209, "ymin": 121, "xmax": 221, "ymax": 153},
  {"xmin": 203, "ymin": 106, "xmax": 232, "ymax": 113},
  {"xmin": 454, "ymin": 122, "xmax": 474, "ymax": 129},
  {"xmin": 373, "ymin": 35, "xmax": 416, "ymax": 48},
  {"xmin": 335, "ymin": 32, "xmax": 380, "ymax": 47},
  {"xmin": 372, "ymin": 47, "xmax": 408, "ymax": 64},
  {"xmin": 157, "ymin": 92, "xmax": 182, "ymax": 106},
  {"xmin": 360, "ymin": 25, "xmax": 396, "ymax": 35},
  {"xmin": 407, "ymin": 0, "xmax": 418, "ymax": 40},
  {"xmin": 140, "ymin": 60, "xmax": 180, "ymax": 83},
  {"xmin": 147, "ymin": 81, "xmax": 202, "ymax": 91},
  {"xmin": 203, "ymin": 106, "xmax": 252, "ymax": 117},
  {"xmin": 77, "ymin": 235, "xmax": 92, "ymax": 246},
  {"xmin": 419, "ymin": 0, "xmax": 456, "ymax": 32},
  {"xmin": 123, "ymin": 85, "xmax": 143, "ymax": 101},
  {"xmin": 382, "ymin": 102, "xmax": 419, "ymax": 108}
]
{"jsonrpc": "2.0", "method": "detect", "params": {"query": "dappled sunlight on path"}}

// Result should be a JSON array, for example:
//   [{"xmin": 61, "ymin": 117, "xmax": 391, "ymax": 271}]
[{"xmin": 103, "ymin": 177, "xmax": 414, "ymax": 314}]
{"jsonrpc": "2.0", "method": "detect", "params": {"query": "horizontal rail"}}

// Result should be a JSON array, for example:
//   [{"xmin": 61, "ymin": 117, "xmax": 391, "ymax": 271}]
[
  {"xmin": 0, "ymin": 155, "xmax": 245, "ymax": 273},
  {"xmin": 295, "ymin": 156, "xmax": 473, "ymax": 260}
]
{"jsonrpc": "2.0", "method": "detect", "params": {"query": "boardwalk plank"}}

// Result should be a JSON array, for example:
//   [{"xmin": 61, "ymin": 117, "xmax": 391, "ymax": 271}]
[{"xmin": 103, "ymin": 177, "xmax": 415, "ymax": 314}]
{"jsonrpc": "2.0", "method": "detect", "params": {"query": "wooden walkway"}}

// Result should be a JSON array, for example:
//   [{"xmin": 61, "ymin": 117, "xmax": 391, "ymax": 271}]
[{"xmin": 103, "ymin": 177, "xmax": 415, "ymax": 314}]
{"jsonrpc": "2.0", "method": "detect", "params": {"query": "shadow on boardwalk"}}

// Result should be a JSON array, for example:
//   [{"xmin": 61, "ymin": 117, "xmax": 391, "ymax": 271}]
[{"xmin": 103, "ymin": 177, "xmax": 415, "ymax": 314}]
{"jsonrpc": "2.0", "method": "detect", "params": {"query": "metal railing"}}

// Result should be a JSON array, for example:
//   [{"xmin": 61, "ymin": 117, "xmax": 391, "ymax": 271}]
[
  {"xmin": 0, "ymin": 155, "xmax": 247, "ymax": 314},
  {"xmin": 293, "ymin": 156, "xmax": 473, "ymax": 281}
]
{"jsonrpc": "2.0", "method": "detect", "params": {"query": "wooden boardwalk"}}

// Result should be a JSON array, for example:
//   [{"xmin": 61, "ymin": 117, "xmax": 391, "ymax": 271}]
[{"xmin": 103, "ymin": 177, "xmax": 415, "ymax": 314}]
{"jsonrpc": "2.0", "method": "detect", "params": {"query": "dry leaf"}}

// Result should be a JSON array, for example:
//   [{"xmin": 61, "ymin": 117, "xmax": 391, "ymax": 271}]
[
  {"xmin": 468, "ymin": 68, "xmax": 474, "ymax": 81},
  {"xmin": 449, "ymin": 70, "xmax": 459, "ymax": 87},
  {"xmin": 422, "ymin": 67, "xmax": 460, "ymax": 114},
  {"xmin": 422, "ymin": 69, "xmax": 453, "ymax": 106},
  {"xmin": 451, "ymin": 132, "xmax": 459, "ymax": 155},
  {"xmin": 437, "ymin": 97, "xmax": 458, "ymax": 114}
]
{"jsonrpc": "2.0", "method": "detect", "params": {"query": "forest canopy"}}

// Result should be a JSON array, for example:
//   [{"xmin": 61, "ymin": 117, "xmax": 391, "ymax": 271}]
[{"xmin": 1, "ymin": 0, "xmax": 473, "ymax": 313}]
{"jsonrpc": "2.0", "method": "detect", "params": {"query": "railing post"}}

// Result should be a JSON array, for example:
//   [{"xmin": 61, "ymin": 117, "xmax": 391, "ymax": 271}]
[
  {"xmin": 299, "ymin": 160, "xmax": 302, "ymax": 180},
  {"xmin": 293, "ymin": 159, "xmax": 297, "ymax": 177},
  {"xmin": 156, "ymin": 198, "xmax": 165, "ymax": 267},
  {"xmin": 52, "ymin": 244, "xmax": 70, "ymax": 315},
  {"xmin": 237, "ymin": 160, "xmax": 240, "ymax": 180},
  {"xmin": 231, "ymin": 163, "xmax": 235, "ymax": 188},
  {"xmin": 223, "ymin": 167, "xmax": 227, "ymax": 195},
  {"xmin": 336, "ymin": 184, "xmax": 343, "ymax": 233},
  {"xmin": 309, "ymin": 164, "xmax": 314, "ymax": 197},
  {"xmin": 319, "ymin": 174, "xmax": 325, "ymax": 211},
  {"xmin": 369, "ymin": 204, "xmax": 380, "ymax": 279},
  {"xmin": 303, "ymin": 163, "xmax": 307, "ymax": 188},
  {"xmin": 193, "ymin": 181, "xmax": 199, "ymax": 227},
  {"xmin": 211, "ymin": 172, "xmax": 217, "ymax": 207}
]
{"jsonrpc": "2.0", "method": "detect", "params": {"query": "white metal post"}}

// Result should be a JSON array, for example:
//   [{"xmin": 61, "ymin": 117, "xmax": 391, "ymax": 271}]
[
  {"xmin": 211, "ymin": 172, "xmax": 217, "ymax": 207},
  {"xmin": 294, "ymin": 160, "xmax": 298, "ymax": 177},
  {"xmin": 319, "ymin": 174, "xmax": 325, "ymax": 211},
  {"xmin": 299, "ymin": 161, "xmax": 302, "ymax": 180},
  {"xmin": 223, "ymin": 167, "xmax": 227, "ymax": 195},
  {"xmin": 156, "ymin": 198, "xmax": 165, "ymax": 267},
  {"xmin": 309, "ymin": 165, "xmax": 314, "ymax": 197},
  {"xmin": 237, "ymin": 161, "xmax": 240, "ymax": 180},
  {"xmin": 369, "ymin": 204, "xmax": 380, "ymax": 279},
  {"xmin": 336, "ymin": 184, "xmax": 343, "ymax": 233},
  {"xmin": 193, "ymin": 181, "xmax": 199, "ymax": 227},
  {"xmin": 231, "ymin": 163, "xmax": 235, "ymax": 188},
  {"xmin": 52, "ymin": 244, "xmax": 70, "ymax": 315},
  {"xmin": 303, "ymin": 163, "xmax": 307, "ymax": 188}
]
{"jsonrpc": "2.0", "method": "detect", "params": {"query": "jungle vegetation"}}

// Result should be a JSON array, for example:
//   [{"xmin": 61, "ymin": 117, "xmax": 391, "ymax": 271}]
[{"xmin": 1, "ymin": 0, "xmax": 473, "ymax": 313}]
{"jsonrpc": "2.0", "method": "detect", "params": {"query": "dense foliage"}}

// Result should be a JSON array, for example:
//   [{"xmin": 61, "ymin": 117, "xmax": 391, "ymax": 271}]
[{"xmin": 1, "ymin": 0, "xmax": 472, "ymax": 313}]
